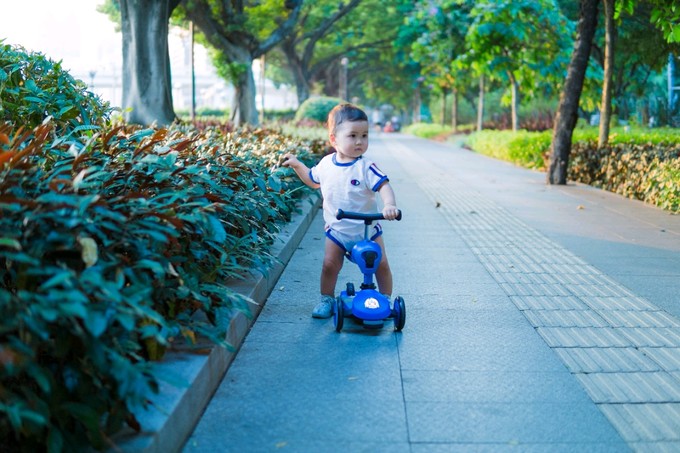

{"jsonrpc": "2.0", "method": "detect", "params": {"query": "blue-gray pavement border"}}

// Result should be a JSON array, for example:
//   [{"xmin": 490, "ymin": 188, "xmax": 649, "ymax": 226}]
[{"xmin": 112, "ymin": 193, "xmax": 321, "ymax": 453}]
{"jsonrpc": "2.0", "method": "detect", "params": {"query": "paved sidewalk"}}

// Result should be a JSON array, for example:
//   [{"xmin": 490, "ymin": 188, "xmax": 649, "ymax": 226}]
[{"xmin": 183, "ymin": 133, "xmax": 680, "ymax": 452}]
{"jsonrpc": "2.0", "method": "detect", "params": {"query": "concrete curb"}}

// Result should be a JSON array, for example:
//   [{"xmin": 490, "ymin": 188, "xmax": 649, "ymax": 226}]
[{"xmin": 114, "ymin": 194, "xmax": 321, "ymax": 453}]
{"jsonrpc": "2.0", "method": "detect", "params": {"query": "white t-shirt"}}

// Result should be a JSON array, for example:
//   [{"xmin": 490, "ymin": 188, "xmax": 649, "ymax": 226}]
[{"xmin": 309, "ymin": 153, "xmax": 388, "ymax": 238}]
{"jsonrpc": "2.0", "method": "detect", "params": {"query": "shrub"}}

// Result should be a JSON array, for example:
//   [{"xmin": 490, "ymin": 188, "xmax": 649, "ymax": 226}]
[
  {"xmin": 0, "ymin": 119, "xmax": 324, "ymax": 451},
  {"xmin": 403, "ymin": 123, "xmax": 453, "ymax": 140},
  {"xmin": 0, "ymin": 41, "xmax": 326, "ymax": 452},
  {"xmin": 294, "ymin": 96, "xmax": 343, "ymax": 123},
  {"xmin": 568, "ymin": 140, "xmax": 680, "ymax": 211},
  {"xmin": 264, "ymin": 109, "xmax": 295, "ymax": 122},
  {"xmin": 505, "ymin": 131, "xmax": 552, "ymax": 169},
  {"xmin": 0, "ymin": 43, "xmax": 110, "ymax": 133},
  {"xmin": 463, "ymin": 127, "xmax": 680, "ymax": 212}
]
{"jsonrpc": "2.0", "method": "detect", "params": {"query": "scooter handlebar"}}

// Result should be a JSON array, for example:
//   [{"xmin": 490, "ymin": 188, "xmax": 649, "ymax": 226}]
[{"xmin": 336, "ymin": 209, "xmax": 402, "ymax": 222}]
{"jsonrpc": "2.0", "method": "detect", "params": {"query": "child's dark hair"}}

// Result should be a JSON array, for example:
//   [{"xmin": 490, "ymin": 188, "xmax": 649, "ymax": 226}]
[{"xmin": 327, "ymin": 103, "xmax": 368, "ymax": 134}]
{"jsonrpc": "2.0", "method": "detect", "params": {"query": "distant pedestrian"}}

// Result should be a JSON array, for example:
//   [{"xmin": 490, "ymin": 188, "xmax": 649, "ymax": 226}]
[
  {"xmin": 283, "ymin": 103, "xmax": 400, "ymax": 318},
  {"xmin": 371, "ymin": 109, "xmax": 383, "ymax": 132}
]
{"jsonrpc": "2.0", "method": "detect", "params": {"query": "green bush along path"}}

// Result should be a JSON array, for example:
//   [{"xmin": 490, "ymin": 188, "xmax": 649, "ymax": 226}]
[
  {"xmin": 184, "ymin": 132, "xmax": 680, "ymax": 452},
  {"xmin": 462, "ymin": 128, "xmax": 680, "ymax": 213},
  {"xmin": 1, "ymin": 43, "xmax": 329, "ymax": 452}
]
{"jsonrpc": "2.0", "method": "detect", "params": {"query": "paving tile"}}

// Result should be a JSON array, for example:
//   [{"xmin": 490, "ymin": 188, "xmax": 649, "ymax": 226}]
[
  {"xmin": 599, "ymin": 403, "xmax": 680, "ymax": 442},
  {"xmin": 509, "ymin": 295, "xmax": 589, "ymax": 310},
  {"xmin": 406, "ymin": 401, "xmax": 624, "ymax": 444},
  {"xmin": 576, "ymin": 372, "xmax": 680, "ymax": 403},
  {"xmin": 185, "ymin": 438, "xmax": 411, "ymax": 453},
  {"xmin": 245, "ymin": 319, "xmax": 399, "ymax": 345},
  {"xmin": 410, "ymin": 442, "xmax": 629, "ymax": 453},
  {"xmin": 219, "ymin": 342, "xmax": 403, "ymax": 401},
  {"xmin": 551, "ymin": 272, "xmax": 600, "ymax": 286},
  {"xmin": 596, "ymin": 310, "xmax": 680, "ymax": 328},
  {"xmin": 671, "ymin": 372, "xmax": 680, "ymax": 385},
  {"xmin": 522, "ymin": 309, "xmax": 609, "ymax": 328},
  {"xmin": 553, "ymin": 347, "xmax": 660, "ymax": 373},
  {"xmin": 581, "ymin": 296, "xmax": 661, "ymax": 311},
  {"xmin": 567, "ymin": 284, "xmax": 625, "ymax": 298},
  {"xmin": 537, "ymin": 327, "xmax": 633, "ymax": 348},
  {"xmin": 627, "ymin": 441, "xmax": 680, "ymax": 453},
  {"xmin": 641, "ymin": 348, "xmax": 680, "ymax": 372},
  {"xmin": 401, "ymin": 307, "xmax": 528, "ymax": 328},
  {"xmin": 397, "ymin": 293, "xmax": 517, "ymax": 312},
  {"xmin": 401, "ymin": 370, "xmax": 592, "ymax": 404},
  {"xmin": 396, "ymin": 338, "xmax": 566, "ymax": 372},
  {"xmin": 187, "ymin": 395, "xmax": 408, "ymax": 448},
  {"xmin": 619, "ymin": 328, "xmax": 680, "ymax": 347}
]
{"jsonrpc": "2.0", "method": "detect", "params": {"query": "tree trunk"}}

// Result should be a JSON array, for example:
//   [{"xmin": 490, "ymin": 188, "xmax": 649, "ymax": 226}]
[
  {"xmin": 120, "ymin": 0, "xmax": 176, "ymax": 126},
  {"xmin": 547, "ymin": 0, "xmax": 599, "ymax": 185},
  {"xmin": 231, "ymin": 62, "xmax": 259, "ymax": 126},
  {"xmin": 183, "ymin": 0, "xmax": 302, "ymax": 127},
  {"xmin": 283, "ymin": 42, "xmax": 311, "ymax": 105},
  {"xmin": 477, "ymin": 75, "xmax": 485, "ymax": 132},
  {"xmin": 451, "ymin": 88, "xmax": 458, "ymax": 133},
  {"xmin": 414, "ymin": 85, "xmax": 421, "ymax": 123},
  {"xmin": 598, "ymin": 0, "xmax": 615, "ymax": 147},
  {"xmin": 441, "ymin": 87, "xmax": 448, "ymax": 126},
  {"xmin": 510, "ymin": 72, "xmax": 520, "ymax": 132},
  {"xmin": 294, "ymin": 71, "xmax": 311, "ymax": 106}
]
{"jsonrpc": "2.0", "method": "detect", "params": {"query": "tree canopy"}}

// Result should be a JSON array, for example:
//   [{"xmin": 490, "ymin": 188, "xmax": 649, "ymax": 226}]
[{"xmin": 100, "ymin": 0, "xmax": 680, "ymax": 129}]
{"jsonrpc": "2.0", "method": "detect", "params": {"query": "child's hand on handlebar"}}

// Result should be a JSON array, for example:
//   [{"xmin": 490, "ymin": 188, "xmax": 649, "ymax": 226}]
[{"xmin": 382, "ymin": 204, "xmax": 400, "ymax": 220}]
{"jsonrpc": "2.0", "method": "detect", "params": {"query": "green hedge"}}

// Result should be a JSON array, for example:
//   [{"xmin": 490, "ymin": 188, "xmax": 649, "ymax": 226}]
[
  {"xmin": 463, "ymin": 127, "xmax": 680, "ymax": 212},
  {"xmin": 0, "ymin": 42, "xmax": 325, "ymax": 451},
  {"xmin": 465, "ymin": 130, "xmax": 551, "ymax": 169},
  {"xmin": 402, "ymin": 123, "xmax": 453, "ymax": 139},
  {"xmin": 569, "ymin": 139, "xmax": 680, "ymax": 212}
]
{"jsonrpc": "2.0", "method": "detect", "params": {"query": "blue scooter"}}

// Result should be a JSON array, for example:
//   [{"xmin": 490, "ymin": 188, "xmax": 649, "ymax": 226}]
[{"xmin": 333, "ymin": 209, "xmax": 405, "ymax": 332}]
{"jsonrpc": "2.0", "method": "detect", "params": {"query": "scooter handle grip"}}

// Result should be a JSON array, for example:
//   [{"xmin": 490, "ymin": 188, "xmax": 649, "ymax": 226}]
[{"xmin": 336, "ymin": 209, "xmax": 402, "ymax": 221}]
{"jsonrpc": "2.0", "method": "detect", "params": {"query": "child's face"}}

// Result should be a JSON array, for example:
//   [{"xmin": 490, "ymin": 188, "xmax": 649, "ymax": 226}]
[{"xmin": 330, "ymin": 120, "xmax": 369, "ymax": 162}]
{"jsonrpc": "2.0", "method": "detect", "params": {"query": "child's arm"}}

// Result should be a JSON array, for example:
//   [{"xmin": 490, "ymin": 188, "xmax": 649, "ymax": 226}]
[
  {"xmin": 377, "ymin": 181, "xmax": 399, "ymax": 220},
  {"xmin": 282, "ymin": 153, "xmax": 320, "ymax": 189}
]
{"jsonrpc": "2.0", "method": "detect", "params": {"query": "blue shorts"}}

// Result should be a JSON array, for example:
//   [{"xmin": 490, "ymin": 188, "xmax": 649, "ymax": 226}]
[{"xmin": 325, "ymin": 223, "xmax": 382, "ymax": 253}]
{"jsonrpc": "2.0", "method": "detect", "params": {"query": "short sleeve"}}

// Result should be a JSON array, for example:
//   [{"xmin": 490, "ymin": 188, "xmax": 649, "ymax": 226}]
[
  {"xmin": 366, "ymin": 162, "xmax": 388, "ymax": 192},
  {"xmin": 309, "ymin": 165, "xmax": 320, "ymax": 185}
]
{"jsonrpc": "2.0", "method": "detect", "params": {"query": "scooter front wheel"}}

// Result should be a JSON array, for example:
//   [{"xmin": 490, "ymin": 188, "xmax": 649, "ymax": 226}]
[
  {"xmin": 394, "ymin": 296, "xmax": 406, "ymax": 332},
  {"xmin": 334, "ymin": 297, "xmax": 344, "ymax": 332}
]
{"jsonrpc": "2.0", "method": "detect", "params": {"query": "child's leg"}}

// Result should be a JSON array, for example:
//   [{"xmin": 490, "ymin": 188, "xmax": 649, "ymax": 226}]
[
  {"xmin": 320, "ymin": 238, "xmax": 345, "ymax": 296},
  {"xmin": 312, "ymin": 238, "xmax": 345, "ymax": 319},
  {"xmin": 374, "ymin": 236, "xmax": 393, "ymax": 296}
]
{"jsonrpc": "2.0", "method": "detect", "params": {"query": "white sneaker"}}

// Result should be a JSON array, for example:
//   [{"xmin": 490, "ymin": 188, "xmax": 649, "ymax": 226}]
[{"xmin": 312, "ymin": 296, "xmax": 334, "ymax": 318}]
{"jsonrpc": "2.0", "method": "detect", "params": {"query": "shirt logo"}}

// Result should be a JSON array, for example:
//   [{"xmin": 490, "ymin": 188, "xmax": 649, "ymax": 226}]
[{"xmin": 350, "ymin": 179, "xmax": 361, "ymax": 186}]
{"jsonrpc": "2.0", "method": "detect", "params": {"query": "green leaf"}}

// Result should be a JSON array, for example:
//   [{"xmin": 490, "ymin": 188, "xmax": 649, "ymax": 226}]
[
  {"xmin": 39, "ymin": 270, "xmax": 74, "ymax": 290},
  {"xmin": 254, "ymin": 177, "xmax": 267, "ymax": 192},
  {"xmin": 47, "ymin": 427, "xmax": 64, "ymax": 453},
  {"xmin": 84, "ymin": 310, "xmax": 109, "ymax": 338},
  {"xmin": 59, "ymin": 300, "xmax": 88, "ymax": 319},
  {"xmin": 0, "ymin": 238, "xmax": 21, "ymax": 250},
  {"xmin": 267, "ymin": 175, "xmax": 282, "ymax": 192},
  {"xmin": 205, "ymin": 214, "xmax": 227, "ymax": 243},
  {"xmin": 135, "ymin": 259, "xmax": 165, "ymax": 276},
  {"xmin": 61, "ymin": 402, "xmax": 100, "ymax": 433}
]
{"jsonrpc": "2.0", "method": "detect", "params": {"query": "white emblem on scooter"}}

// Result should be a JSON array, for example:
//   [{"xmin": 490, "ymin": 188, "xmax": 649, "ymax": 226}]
[{"xmin": 364, "ymin": 298, "xmax": 379, "ymax": 309}]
